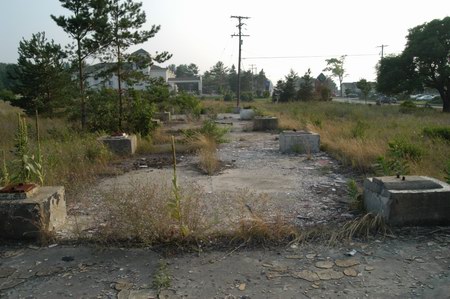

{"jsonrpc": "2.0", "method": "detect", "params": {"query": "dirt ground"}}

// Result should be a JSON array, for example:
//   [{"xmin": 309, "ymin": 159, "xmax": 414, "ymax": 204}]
[
  {"xmin": 1, "ymin": 233, "xmax": 449, "ymax": 298},
  {"xmin": 1, "ymin": 115, "xmax": 450, "ymax": 298}
]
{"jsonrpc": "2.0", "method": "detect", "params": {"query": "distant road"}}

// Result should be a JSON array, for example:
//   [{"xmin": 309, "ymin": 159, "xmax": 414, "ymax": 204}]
[
  {"xmin": 332, "ymin": 97, "xmax": 372, "ymax": 105},
  {"xmin": 332, "ymin": 97, "xmax": 442, "ymax": 110}
]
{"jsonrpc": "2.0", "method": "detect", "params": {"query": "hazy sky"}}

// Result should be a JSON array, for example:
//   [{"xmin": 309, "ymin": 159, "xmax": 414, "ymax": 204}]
[{"xmin": 1, "ymin": 0, "xmax": 449, "ymax": 83}]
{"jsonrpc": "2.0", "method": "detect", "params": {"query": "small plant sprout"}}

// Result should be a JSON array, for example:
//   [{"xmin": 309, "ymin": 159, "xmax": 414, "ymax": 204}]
[{"xmin": 168, "ymin": 135, "xmax": 189, "ymax": 237}]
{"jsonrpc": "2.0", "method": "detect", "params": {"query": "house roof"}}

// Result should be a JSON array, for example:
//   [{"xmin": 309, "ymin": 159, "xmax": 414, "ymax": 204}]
[
  {"xmin": 168, "ymin": 76, "xmax": 201, "ymax": 82},
  {"xmin": 131, "ymin": 48, "xmax": 150, "ymax": 57},
  {"xmin": 150, "ymin": 65, "xmax": 167, "ymax": 71}
]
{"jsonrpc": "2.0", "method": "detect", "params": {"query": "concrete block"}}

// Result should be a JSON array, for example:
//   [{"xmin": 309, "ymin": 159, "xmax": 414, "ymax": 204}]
[
  {"xmin": 154, "ymin": 111, "xmax": 171, "ymax": 122},
  {"xmin": 253, "ymin": 117, "xmax": 278, "ymax": 131},
  {"xmin": 100, "ymin": 134, "xmax": 137, "ymax": 155},
  {"xmin": 0, "ymin": 186, "xmax": 66, "ymax": 239},
  {"xmin": 279, "ymin": 131, "xmax": 320, "ymax": 154},
  {"xmin": 364, "ymin": 176, "xmax": 450, "ymax": 226},
  {"xmin": 240, "ymin": 109, "xmax": 255, "ymax": 120}
]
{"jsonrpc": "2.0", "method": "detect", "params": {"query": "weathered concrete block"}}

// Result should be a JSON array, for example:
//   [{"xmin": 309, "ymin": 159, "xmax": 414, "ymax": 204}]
[
  {"xmin": 364, "ymin": 176, "xmax": 450, "ymax": 226},
  {"xmin": 240, "ymin": 109, "xmax": 255, "ymax": 120},
  {"xmin": 253, "ymin": 117, "xmax": 278, "ymax": 131},
  {"xmin": 279, "ymin": 131, "xmax": 320, "ymax": 154},
  {"xmin": 154, "ymin": 111, "xmax": 171, "ymax": 122},
  {"xmin": 0, "ymin": 186, "xmax": 66, "ymax": 239},
  {"xmin": 100, "ymin": 134, "xmax": 137, "ymax": 155}
]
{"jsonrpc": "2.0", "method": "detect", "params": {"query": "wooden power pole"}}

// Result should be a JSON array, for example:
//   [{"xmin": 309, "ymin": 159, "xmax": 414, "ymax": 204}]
[
  {"xmin": 377, "ymin": 44, "xmax": 388, "ymax": 59},
  {"xmin": 231, "ymin": 15, "xmax": 250, "ymax": 109}
]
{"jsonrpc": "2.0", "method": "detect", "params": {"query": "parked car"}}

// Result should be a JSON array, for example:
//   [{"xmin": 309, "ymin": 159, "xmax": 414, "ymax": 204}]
[
  {"xmin": 416, "ymin": 94, "xmax": 435, "ymax": 101},
  {"xmin": 410, "ymin": 94, "xmax": 423, "ymax": 100}
]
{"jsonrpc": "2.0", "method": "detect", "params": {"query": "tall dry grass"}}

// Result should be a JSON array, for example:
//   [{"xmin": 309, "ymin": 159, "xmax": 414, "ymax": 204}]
[
  {"xmin": 188, "ymin": 134, "xmax": 220, "ymax": 175},
  {"xmin": 253, "ymin": 100, "xmax": 450, "ymax": 179},
  {"xmin": 94, "ymin": 180, "xmax": 211, "ymax": 244},
  {"xmin": 0, "ymin": 101, "xmax": 113, "ymax": 193}
]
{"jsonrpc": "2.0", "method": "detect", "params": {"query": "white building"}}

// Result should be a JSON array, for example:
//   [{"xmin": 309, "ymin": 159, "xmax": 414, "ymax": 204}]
[{"xmin": 85, "ymin": 49, "xmax": 175, "ymax": 91}]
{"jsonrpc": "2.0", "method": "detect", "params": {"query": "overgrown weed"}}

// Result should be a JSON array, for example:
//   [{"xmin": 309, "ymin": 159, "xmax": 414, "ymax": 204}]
[
  {"xmin": 95, "ymin": 179, "xmax": 210, "ymax": 245},
  {"xmin": 233, "ymin": 190, "xmax": 298, "ymax": 244}
]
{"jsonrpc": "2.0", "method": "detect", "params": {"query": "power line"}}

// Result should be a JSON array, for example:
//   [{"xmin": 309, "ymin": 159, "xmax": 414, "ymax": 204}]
[
  {"xmin": 231, "ymin": 15, "xmax": 250, "ymax": 109},
  {"xmin": 242, "ymin": 53, "xmax": 380, "ymax": 60}
]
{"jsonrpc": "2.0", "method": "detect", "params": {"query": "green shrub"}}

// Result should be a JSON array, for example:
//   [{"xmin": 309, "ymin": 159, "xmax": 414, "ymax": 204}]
[
  {"xmin": 174, "ymin": 92, "xmax": 202, "ymax": 117},
  {"xmin": 85, "ymin": 89, "xmax": 120, "ymax": 133},
  {"xmin": 127, "ymin": 93, "xmax": 156, "ymax": 136},
  {"xmin": 351, "ymin": 120, "xmax": 369, "ymax": 139},
  {"xmin": 399, "ymin": 100, "xmax": 417, "ymax": 113},
  {"xmin": 241, "ymin": 92, "xmax": 254, "ymax": 102},
  {"xmin": 388, "ymin": 138, "xmax": 423, "ymax": 162},
  {"xmin": 374, "ymin": 155, "xmax": 410, "ymax": 176},
  {"xmin": 224, "ymin": 93, "xmax": 233, "ymax": 102},
  {"xmin": 423, "ymin": 127, "xmax": 450, "ymax": 142},
  {"xmin": 199, "ymin": 120, "xmax": 229, "ymax": 144}
]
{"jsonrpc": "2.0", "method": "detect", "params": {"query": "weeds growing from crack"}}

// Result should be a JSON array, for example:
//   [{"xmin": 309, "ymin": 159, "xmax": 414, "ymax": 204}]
[
  {"xmin": 233, "ymin": 190, "xmax": 298, "ymax": 244},
  {"xmin": 330, "ymin": 213, "xmax": 391, "ymax": 243},
  {"xmin": 188, "ymin": 134, "xmax": 220, "ymax": 175},
  {"xmin": 95, "ymin": 179, "xmax": 208, "ymax": 244},
  {"xmin": 152, "ymin": 261, "xmax": 171, "ymax": 295}
]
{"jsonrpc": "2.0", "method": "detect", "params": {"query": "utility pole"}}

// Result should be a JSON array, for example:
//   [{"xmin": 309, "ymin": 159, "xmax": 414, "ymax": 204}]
[
  {"xmin": 377, "ymin": 44, "xmax": 388, "ymax": 59},
  {"xmin": 231, "ymin": 15, "xmax": 250, "ymax": 110},
  {"xmin": 249, "ymin": 64, "xmax": 257, "ymax": 96}
]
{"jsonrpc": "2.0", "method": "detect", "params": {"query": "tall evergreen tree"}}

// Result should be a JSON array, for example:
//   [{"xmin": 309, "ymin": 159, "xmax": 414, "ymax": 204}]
[
  {"xmin": 297, "ymin": 69, "xmax": 314, "ymax": 101},
  {"xmin": 14, "ymin": 32, "xmax": 71, "ymax": 115},
  {"xmin": 52, "ymin": 0, "xmax": 109, "ymax": 129},
  {"xmin": 282, "ymin": 69, "xmax": 298, "ymax": 102},
  {"xmin": 102, "ymin": 0, "xmax": 171, "ymax": 130}
]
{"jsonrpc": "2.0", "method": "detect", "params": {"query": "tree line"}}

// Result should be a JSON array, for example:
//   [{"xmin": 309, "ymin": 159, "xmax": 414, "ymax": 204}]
[
  {"xmin": 167, "ymin": 61, "xmax": 271, "ymax": 100},
  {"xmin": 0, "ymin": 0, "xmax": 175, "ymax": 134}
]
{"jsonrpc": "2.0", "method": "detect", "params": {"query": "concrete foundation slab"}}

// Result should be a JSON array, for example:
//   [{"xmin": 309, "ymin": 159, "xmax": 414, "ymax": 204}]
[
  {"xmin": 0, "ymin": 186, "xmax": 66, "ymax": 239},
  {"xmin": 100, "ymin": 134, "xmax": 137, "ymax": 155},
  {"xmin": 240, "ymin": 109, "xmax": 255, "ymax": 120},
  {"xmin": 279, "ymin": 131, "xmax": 320, "ymax": 154},
  {"xmin": 253, "ymin": 117, "xmax": 278, "ymax": 131},
  {"xmin": 364, "ymin": 176, "xmax": 450, "ymax": 226}
]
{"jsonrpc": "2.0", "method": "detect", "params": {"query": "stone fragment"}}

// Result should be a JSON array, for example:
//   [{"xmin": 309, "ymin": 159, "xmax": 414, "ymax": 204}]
[
  {"xmin": 335, "ymin": 259, "xmax": 359, "ymax": 268},
  {"xmin": 115, "ymin": 280, "xmax": 133, "ymax": 291},
  {"xmin": 306, "ymin": 254, "xmax": 316, "ymax": 259},
  {"xmin": 315, "ymin": 261, "xmax": 334, "ymax": 269},
  {"xmin": 35, "ymin": 266, "xmax": 62, "ymax": 277},
  {"xmin": 0, "ymin": 279, "xmax": 26, "ymax": 290},
  {"xmin": 285, "ymin": 255, "xmax": 303, "ymax": 259},
  {"xmin": 343, "ymin": 268, "xmax": 358, "ymax": 277},
  {"xmin": 0, "ymin": 267, "xmax": 16, "ymax": 278},
  {"xmin": 238, "ymin": 283, "xmax": 246, "ymax": 291},
  {"xmin": 291, "ymin": 270, "xmax": 320, "ymax": 282},
  {"xmin": 315, "ymin": 269, "xmax": 344, "ymax": 280},
  {"xmin": 266, "ymin": 272, "xmax": 290, "ymax": 280},
  {"xmin": 128, "ymin": 289, "xmax": 157, "ymax": 299},
  {"xmin": 365, "ymin": 266, "xmax": 375, "ymax": 271}
]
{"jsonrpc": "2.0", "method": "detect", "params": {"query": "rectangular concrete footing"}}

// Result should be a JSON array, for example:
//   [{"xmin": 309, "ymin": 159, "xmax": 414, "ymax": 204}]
[
  {"xmin": 0, "ymin": 186, "xmax": 66, "ymax": 239},
  {"xmin": 279, "ymin": 131, "xmax": 320, "ymax": 154},
  {"xmin": 253, "ymin": 117, "xmax": 278, "ymax": 131},
  {"xmin": 100, "ymin": 134, "xmax": 137, "ymax": 155},
  {"xmin": 364, "ymin": 176, "xmax": 450, "ymax": 226}
]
